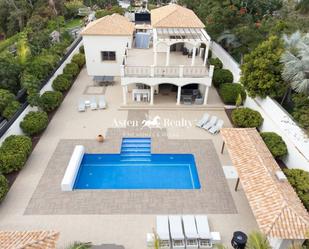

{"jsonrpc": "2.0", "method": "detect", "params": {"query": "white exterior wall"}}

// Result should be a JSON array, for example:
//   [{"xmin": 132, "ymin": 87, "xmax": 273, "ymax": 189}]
[
  {"xmin": 83, "ymin": 35, "xmax": 133, "ymax": 76},
  {"xmin": 211, "ymin": 41, "xmax": 309, "ymax": 171}
]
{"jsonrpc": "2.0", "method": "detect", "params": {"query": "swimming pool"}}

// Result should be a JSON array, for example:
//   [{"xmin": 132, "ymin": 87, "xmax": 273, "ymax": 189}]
[{"xmin": 73, "ymin": 138, "xmax": 200, "ymax": 189}]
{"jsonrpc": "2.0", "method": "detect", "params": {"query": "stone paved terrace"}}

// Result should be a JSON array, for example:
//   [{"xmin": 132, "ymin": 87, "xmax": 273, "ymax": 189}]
[{"xmin": 0, "ymin": 68, "xmax": 258, "ymax": 248}]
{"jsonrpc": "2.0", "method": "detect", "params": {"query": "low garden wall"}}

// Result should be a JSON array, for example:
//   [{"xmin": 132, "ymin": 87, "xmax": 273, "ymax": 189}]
[
  {"xmin": 212, "ymin": 42, "xmax": 309, "ymax": 171},
  {"xmin": 0, "ymin": 38, "xmax": 83, "ymax": 144}
]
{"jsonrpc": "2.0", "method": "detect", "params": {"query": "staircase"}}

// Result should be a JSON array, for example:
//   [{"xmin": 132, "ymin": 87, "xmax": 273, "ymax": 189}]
[{"xmin": 120, "ymin": 138, "xmax": 151, "ymax": 162}]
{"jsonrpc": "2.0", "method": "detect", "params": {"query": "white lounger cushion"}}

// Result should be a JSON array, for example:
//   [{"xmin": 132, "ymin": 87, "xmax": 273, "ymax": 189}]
[
  {"xmin": 99, "ymin": 96, "xmax": 106, "ymax": 109},
  {"xmin": 196, "ymin": 113, "xmax": 210, "ymax": 128},
  {"xmin": 169, "ymin": 216, "xmax": 185, "ymax": 240},
  {"xmin": 78, "ymin": 100, "xmax": 85, "ymax": 112},
  {"xmin": 182, "ymin": 215, "xmax": 198, "ymax": 239},
  {"xmin": 156, "ymin": 216, "xmax": 170, "ymax": 240},
  {"xmin": 203, "ymin": 116, "xmax": 218, "ymax": 130},
  {"xmin": 195, "ymin": 215, "xmax": 211, "ymax": 239},
  {"xmin": 209, "ymin": 119, "xmax": 224, "ymax": 134}
]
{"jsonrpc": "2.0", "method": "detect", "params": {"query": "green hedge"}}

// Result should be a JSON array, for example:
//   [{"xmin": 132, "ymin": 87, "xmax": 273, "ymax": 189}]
[
  {"xmin": 63, "ymin": 62, "xmax": 79, "ymax": 77},
  {"xmin": 260, "ymin": 132, "xmax": 288, "ymax": 159},
  {"xmin": 0, "ymin": 135, "xmax": 32, "ymax": 174},
  {"xmin": 20, "ymin": 111, "xmax": 49, "ymax": 136},
  {"xmin": 209, "ymin": 58, "xmax": 223, "ymax": 69},
  {"xmin": 72, "ymin": 53, "xmax": 85, "ymax": 68},
  {"xmin": 52, "ymin": 74, "xmax": 71, "ymax": 92},
  {"xmin": 0, "ymin": 175, "xmax": 8, "ymax": 203},
  {"xmin": 231, "ymin": 107, "xmax": 263, "ymax": 128},
  {"xmin": 2, "ymin": 100, "xmax": 21, "ymax": 120},
  {"xmin": 219, "ymin": 83, "xmax": 246, "ymax": 105},
  {"xmin": 284, "ymin": 169, "xmax": 309, "ymax": 211},
  {"xmin": 39, "ymin": 91, "xmax": 63, "ymax": 112},
  {"xmin": 79, "ymin": 46, "xmax": 84, "ymax": 54},
  {"xmin": 0, "ymin": 89, "xmax": 15, "ymax": 114},
  {"xmin": 213, "ymin": 69, "xmax": 234, "ymax": 88}
]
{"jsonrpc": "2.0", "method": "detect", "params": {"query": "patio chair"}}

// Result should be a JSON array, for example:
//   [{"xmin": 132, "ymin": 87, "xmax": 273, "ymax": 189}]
[
  {"xmin": 195, "ymin": 215, "xmax": 212, "ymax": 249},
  {"xmin": 78, "ymin": 100, "xmax": 86, "ymax": 112},
  {"xmin": 196, "ymin": 113, "xmax": 210, "ymax": 128},
  {"xmin": 156, "ymin": 216, "xmax": 171, "ymax": 249},
  {"xmin": 90, "ymin": 96, "xmax": 97, "ymax": 110},
  {"xmin": 99, "ymin": 96, "xmax": 107, "ymax": 109},
  {"xmin": 169, "ymin": 216, "xmax": 185, "ymax": 249},
  {"xmin": 208, "ymin": 119, "xmax": 224, "ymax": 134},
  {"xmin": 182, "ymin": 215, "xmax": 199, "ymax": 249},
  {"xmin": 203, "ymin": 116, "xmax": 218, "ymax": 130}
]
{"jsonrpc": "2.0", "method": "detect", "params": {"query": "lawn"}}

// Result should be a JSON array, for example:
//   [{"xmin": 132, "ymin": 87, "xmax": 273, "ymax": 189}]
[{"xmin": 64, "ymin": 18, "xmax": 83, "ymax": 30}]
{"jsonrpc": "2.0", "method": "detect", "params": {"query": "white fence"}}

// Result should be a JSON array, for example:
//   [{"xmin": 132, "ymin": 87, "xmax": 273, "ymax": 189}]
[
  {"xmin": 0, "ymin": 39, "xmax": 83, "ymax": 144},
  {"xmin": 212, "ymin": 41, "xmax": 309, "ymax": 171}
]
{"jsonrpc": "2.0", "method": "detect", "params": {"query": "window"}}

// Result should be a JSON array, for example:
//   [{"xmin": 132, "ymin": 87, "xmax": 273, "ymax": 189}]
[{"xmin": 101, "ymin": 51, "xmax": 116, "ymax": 61}]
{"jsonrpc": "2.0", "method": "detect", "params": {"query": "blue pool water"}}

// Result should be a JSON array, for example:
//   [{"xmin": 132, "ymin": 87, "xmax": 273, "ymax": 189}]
[{"xmin": 73, "ymin": 138, "xmax": 200, "ymax": 189}]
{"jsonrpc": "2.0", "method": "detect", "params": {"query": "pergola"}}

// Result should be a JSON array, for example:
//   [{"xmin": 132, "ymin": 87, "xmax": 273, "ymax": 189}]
[
  {"xmin": 153, "ymin": 27, "xmax": 211, "ymax": 66},
  {"xmin": 0, "ymin": 230, "xmax": 59, "ymax": 249},
  {"xmin": 221, "ymin": 128, "xmax": 309, "ymax": 249}
]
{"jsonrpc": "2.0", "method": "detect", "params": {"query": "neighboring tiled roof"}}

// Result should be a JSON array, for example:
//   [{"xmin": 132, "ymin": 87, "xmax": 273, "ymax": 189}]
[
  {"xmin": 151, "ymin": 4, "xmax": 205, "ymax": 28},
  {"xmin": 0, "ymin": 231, "xmax": 59, "ymax": 249},
  {"xmin": 81, "ymin": 14, "xmax": 134, "ymax": 36},
  {"xmin": 221, "ymin": 128, "xmax": 309, "ymax": 239}
]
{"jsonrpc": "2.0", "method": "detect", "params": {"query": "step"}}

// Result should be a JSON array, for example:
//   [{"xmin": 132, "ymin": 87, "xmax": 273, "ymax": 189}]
[
  {"xmin": 121, "ymin": 143, "xmax": 151, "ymax": 148},
  {"xmin": 122, "ymin": 138, "xmax": 151, "ymax": 143},
  {"xmin": 120, "ymin": 157, "xmax": 151, "ymax": 162},
  {"xmin": 121, "ymin": 147, "xmax": 151, "ymax": 153},
  {"xmin": 121, "ymin": 153, "xmax": 151, "ymax": 157}
]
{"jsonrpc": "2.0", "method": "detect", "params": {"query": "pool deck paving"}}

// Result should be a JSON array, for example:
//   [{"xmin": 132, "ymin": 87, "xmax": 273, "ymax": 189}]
[{"xmin": 0, "ymin": 69, "xmax": 258, "ymax": 248}]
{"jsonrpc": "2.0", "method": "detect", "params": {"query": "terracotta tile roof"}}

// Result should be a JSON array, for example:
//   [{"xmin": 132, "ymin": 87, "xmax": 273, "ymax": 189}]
[
  {"xmin": 151, "ymin": 4, "xmax": 205, "ymax": 28},
  {"xmin": 221, "ymin": 128, "xmax": 309, "ymax": 239},
  {"xmin": 0, "ymin": 231, "xmax": 59, "ymax": 249},
  {"xmin": 81, "ymin": 14, "xmax": 134, "ymax": 36}
]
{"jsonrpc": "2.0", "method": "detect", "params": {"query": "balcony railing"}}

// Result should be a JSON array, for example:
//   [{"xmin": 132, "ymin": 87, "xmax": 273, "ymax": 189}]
[{"xmin": 121, "ymin": 65, "xmax": 210, "ymax": 78}]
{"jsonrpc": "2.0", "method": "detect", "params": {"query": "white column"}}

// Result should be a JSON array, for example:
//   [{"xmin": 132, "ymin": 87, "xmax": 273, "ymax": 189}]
[
  {"xmin": 154, "ymin": 43, "xmax": 157, "ymax": 66},
  {"xmin": 166, "ymin": 45, "xmax": 170, "ymax": 66},
  {"xmin": 204, "ymin": 45, "xmax": 209, "ymax": 66},
  {"xmin": 150, "ymin": 86, "xmax": 154, "ymax": 105},
  {"xmin": 177, "ymin": 86, "xmax": 181, "ymax": 105},
  {"xmin": 122, "ymin": 85, "xmax": 127, "ymax": 105},
  {"xmin": 179, "ymin": 65, "xmax": 184, "ymax": 77},
  {"xmin": 191, "ymin": 46, "xmax": 196, "ymax": 66},
  {"xmin": 203, "ymin": 86, "xmax": 209, "ymax": 105},
  {"xmin": 150, "ymin": 65, "xmax": 155, "ymax": 77},
  {"xmin": 120, "ymin": 65, "xmax": 125, "ymax": 77}
]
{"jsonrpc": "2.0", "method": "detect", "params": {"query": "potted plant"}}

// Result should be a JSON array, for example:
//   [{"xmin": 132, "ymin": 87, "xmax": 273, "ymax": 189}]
[{"xmin": 96, "ymin": 134, "xmax": 104, "ymax": 142}]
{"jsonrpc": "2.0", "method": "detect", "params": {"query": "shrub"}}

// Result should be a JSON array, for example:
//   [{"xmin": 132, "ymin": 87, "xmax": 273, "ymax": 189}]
[
  {"xmin": 20, "ymin": 111, "xmax": 49, "ymax": 136},
  {"xmin": 208, "ymin": 58, "xmax": 223, "ymax": 69},
  {"xmin": 63, "ymin": 62, "xmax": 79, "ymax": 77},
  {"xmin": 39, "ymin": 91, "xmax": 63, "ymax": 112},
  {"xmin": 71, "ymin": 53, "xmax": 85, "ymax": 68},
  {"xmin": 0, "ymin": 135, "xmax": 32, "ymax": 174},
  {"xmin": 0, "ymin": 175, "xmax": 8, "ymax": 202},
  {"xmin": 79, "ymin": 45, "xmax": 84, "ymax": 54},
  {"xmin": 0, "ymin": 89, "xmax": 15, "ymax": 114},
  {"xmin": 213, "ymin": 69, "xmax": 234, "ymax": 88},
  {"xmin": 231, "ymin": 107, "xmax": 263, "ymax": 128},
  {"xmin": 2, "ymin": 100, "xmax": 21, "ymax": 120},
  {"xmin": 52, "ymin": 74, "xmax": 71, "ymax": 92},
  {"xmin": 284, "ymin": 169, "xmax": 309, "ymax": 211},
  {"xmin": 219, "ymin": 83, "xmax": 246, "ymax": 105},
  {"xmin": 260, "ymin": 132, "xmax": 288, "ymax": 159}
]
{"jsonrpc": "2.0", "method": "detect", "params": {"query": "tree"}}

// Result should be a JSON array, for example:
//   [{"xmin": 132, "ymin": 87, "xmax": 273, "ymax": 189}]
[
  {"xmin": 0, "ymin": 52, "xmax": 21, "ymax": 94},
  {"xmin": 240, "ymin": 35, "xmax": 286, "ymax": 98},
  {"xmin": 246, "ymin": 231, "xmax": 271, "ymax": 249},
  {"xmin": 281, "ymin": 31, "xmax": 309, "ymax": 95},
  {"xmin": 0, "ymin": 89, "xmax": 15, "ymax": 114}
]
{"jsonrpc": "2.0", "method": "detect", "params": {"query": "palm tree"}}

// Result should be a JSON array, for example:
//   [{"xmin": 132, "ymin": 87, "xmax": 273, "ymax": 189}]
[
  {"xmin": 281, "ymin": 31, "xmax": 309, "ymax": 96},
  {"xmin": 246, "ymin": 231, "xmax": 271, "ymax": 249},
  {"xmin": 66, "ymin": 242, "xmax": 92, "ymax": 249}
]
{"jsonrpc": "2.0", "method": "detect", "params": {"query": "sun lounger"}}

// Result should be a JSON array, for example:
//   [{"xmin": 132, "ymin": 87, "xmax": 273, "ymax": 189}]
[
  {"xmin": 208, "ymin": 119, "xmax": 224, "ymax": 134},
  {"xmin": 99, "ymin": 96, "xmax": 107, "ymax": 109},
  {"xmin": 156, "ymin": 216, "xmax": 171, "ymax": 248},
  {"xmin": 196, "ymin": 113, "xmax": 210, "ymax": 128},
  {"xmin": 90, "ymin": 96, "xmax": 97, "ymax": 110},
  {"xmin": 203, "ymin": 116, "xmax": 218, "ymax": 130},
  {"xmin": 195, "ymin": 215, "xmax": 212, "ymax": 248},
  {"xmin": 78, "ymin": 100, "xmax": 86, "ymax": 112},
  {"xmin": 182, "ymin": 215, "xmax": 199, "ymax": 249},
  {"xmin": 169, "ymin": 216, "xmax": 185, "ymax": 249}
]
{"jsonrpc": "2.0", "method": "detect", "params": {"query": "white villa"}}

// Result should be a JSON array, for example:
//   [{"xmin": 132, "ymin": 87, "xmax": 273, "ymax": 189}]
[{"xmin": 81, "ymin": 4, "xmax": 214, "ymax": 106}]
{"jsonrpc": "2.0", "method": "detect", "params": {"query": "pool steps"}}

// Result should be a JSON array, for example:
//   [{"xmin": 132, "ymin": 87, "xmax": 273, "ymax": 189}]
[{"xmin": 120, "ymin": 138, "xmax": 151, "ymax": 162}]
